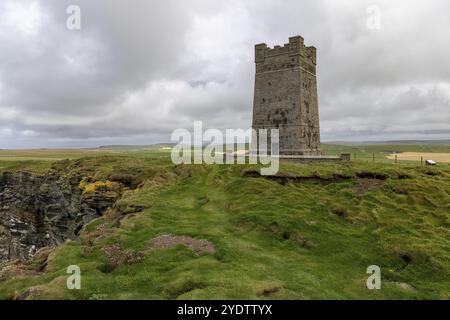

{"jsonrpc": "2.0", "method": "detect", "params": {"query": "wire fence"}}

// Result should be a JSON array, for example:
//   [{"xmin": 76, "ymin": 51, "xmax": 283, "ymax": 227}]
[{"xmin": 323, "ymin": 152, "xmax": 445, "ymax": 167}]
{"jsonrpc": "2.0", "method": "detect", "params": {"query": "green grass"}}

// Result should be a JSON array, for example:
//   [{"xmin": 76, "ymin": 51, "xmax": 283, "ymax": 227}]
[
  {"xmin": 0, "ymin": 147, "xmax": 173, "ymax": 174},
  {"xmin": 321, "ymin": 143, "xmax": 450, "ymax": 164},
  {"xmin": 0, "ymin": 145, "xmax": 449, "ymax": 300}
]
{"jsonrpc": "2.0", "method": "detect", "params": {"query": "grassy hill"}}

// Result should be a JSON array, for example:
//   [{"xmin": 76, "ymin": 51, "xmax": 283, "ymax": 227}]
[{"xmin": 0, "ymin": 147, "xmax": 449, "ymax": 299}]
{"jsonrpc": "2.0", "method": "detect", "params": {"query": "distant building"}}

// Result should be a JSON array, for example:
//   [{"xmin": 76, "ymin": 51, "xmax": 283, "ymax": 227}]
[{"xmin": 252, "ymin": 36, "xmax": 321, "ymax": 155}]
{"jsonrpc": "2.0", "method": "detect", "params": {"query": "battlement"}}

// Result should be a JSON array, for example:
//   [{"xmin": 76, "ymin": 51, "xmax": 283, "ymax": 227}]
[
  {"xmin": 252, "ymin": 35, "xmax": 321, "ymax": 156},
  {"xmin": 255, "ymin": 35, "xmax": 316, "ymax": 66}
]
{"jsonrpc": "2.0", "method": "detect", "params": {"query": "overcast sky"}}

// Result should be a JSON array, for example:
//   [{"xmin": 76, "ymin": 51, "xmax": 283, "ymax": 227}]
[{"xmin": 1, "ymin": 0, "xmax": 449, "ymax": 148}]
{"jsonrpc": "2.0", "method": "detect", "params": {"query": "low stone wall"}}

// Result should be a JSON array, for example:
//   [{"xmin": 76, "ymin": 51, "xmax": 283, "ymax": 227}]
[{"xmin": 279, "ymin": 154, "xmax": 350, "ymax": 163}]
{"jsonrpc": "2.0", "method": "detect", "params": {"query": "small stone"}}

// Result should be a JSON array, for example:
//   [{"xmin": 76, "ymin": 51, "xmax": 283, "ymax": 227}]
[{"xmin": 395, "ymin": 282, "xmax": 415, "ymax": 291}]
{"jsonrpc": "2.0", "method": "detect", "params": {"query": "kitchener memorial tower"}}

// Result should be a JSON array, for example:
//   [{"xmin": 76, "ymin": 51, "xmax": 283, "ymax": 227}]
[{"xmin": 252, "ymin": 35, "xmax": 321, "ymax": 156}]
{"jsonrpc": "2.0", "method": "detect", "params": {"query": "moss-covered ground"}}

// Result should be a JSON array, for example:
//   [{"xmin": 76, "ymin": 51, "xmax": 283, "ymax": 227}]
[{"xmin": 0, "ymin": 145, "xmax": 449, "ymax": 299}]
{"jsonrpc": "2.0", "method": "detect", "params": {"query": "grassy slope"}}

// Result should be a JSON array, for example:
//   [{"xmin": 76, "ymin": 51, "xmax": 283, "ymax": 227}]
[{"xmin": 0, "ymin": 148, "xmax": 449, "ymax": 300}]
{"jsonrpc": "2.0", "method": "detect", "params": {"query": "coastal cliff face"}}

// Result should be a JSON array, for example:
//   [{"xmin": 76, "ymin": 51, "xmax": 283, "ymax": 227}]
[{"xmin": 0, "ymin": 171, "xmax": 120, "ymax": 263}]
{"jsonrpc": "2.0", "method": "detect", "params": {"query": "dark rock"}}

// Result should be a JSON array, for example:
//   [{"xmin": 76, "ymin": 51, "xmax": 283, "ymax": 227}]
[{"xmin": 0, "ymin": 171, "xmax": 120, "ymax": 263}]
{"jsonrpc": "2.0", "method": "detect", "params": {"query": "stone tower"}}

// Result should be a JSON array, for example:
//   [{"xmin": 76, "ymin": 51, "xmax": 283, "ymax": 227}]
[{"xmin": 252, "ymin": 36, "xmax": 321, "ymax": 155}]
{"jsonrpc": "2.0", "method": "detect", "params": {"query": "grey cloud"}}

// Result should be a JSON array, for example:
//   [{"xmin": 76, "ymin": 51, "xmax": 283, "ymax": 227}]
[{"xmin": 0, "ymin": 0, "xmax": 450, "ymax": 148}]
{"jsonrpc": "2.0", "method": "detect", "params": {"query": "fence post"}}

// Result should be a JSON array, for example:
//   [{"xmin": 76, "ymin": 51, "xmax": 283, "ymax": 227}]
[
  {"xmin": 421, "ymin": 156, "xmax": 423, "ymax": 166},
  {"xmin": 372, "ymin": 153, "xmax": 375, "ymax": 163},
  {"xmin": 395, "ymin": 155, "xmax": 398, "ymax": 165}
]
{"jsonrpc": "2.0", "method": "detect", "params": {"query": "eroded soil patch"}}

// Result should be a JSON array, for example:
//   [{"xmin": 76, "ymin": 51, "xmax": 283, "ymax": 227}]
[
  {"xmin": 148, "ymin": 234, "xmax": 215, "ymax": 255},
  {"xmin": 354, "ymin": 178, "xmax": 385, "ymax": 193},
  {"xmin": 243, "ymin": 170, "xmax": 351, "ymax": 185},
  {"xmin": 99, "ymin": 244, "xmax": 145, "ymax": 273}
]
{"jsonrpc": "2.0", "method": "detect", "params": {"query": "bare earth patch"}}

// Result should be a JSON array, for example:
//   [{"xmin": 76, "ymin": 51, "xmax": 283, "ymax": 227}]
[
  {"xmin": 390, "ymin": 282, "xmax": 416, "ymax": 291},
  {"xmin": 354, "ymin": 178, "xmax": 385, "ymax": 193},
  {"xmin": 0, "ymin": 261, "xmax": 40, "ymax": 281},
  {"xmin": 148, "ymin": 234, "xmax": 215, "ymax": 255},
  {"xmin": 15, "ymin": 287, "xmax": 44, "ymax": 300},
  {"xmin": 260, "ymin": 287, "xmax": 281, "ymax": 297},
  {"xmin": 387, "ymin": 152, "xmax": 450, "ymax": 163}
]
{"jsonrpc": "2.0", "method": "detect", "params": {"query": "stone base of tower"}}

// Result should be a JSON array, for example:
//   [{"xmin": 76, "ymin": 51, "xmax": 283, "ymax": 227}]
[
  {"xmin": 279, "ymin": 149, "xmax": 322, "ymax": 156},
  {"xmin": 276, "ymin": 154, "xmax": 350, "ymax": 163}
]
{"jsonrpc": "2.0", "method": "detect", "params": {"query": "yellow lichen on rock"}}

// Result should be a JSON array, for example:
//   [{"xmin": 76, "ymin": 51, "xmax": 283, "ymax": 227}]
[{"xmin": 79, "ymin": 178, "xmax": 121, "ymax": 195}]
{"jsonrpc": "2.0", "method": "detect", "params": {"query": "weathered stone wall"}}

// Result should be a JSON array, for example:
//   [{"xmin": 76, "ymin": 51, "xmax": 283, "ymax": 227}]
[{"xmin": 252, "ymin": 36, "xmax": 321, "ymax": 155}]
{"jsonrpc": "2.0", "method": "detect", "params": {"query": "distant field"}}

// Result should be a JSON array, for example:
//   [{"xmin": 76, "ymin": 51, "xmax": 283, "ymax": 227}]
[
  {"xmin": 387, "ymin": 152, "xmax": 450, "ymax": 163},
  {"xmin": 0, "ymin": 149, "xmax": 105, "ymax": 160},
  {"xmin": 0, "ymin": 146, "xmax": 171, "ymax": 160},
  {"xmin": 0, "ymin": 147, "xmax": 172, "ymax": 172},
  {"xmin": 321, "ymin": 143, "xmax": 450, "ymax": 165},
  {"xmin": 1, "ymin": 143, "xmax": 450, "ymax": 172}
]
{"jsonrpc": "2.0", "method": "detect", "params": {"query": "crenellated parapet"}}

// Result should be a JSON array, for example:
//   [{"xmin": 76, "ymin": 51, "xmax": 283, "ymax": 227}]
[
  {"xmin": 254, "ymin": 36, "xmax": 317, "ymax": 76},
  {"xmin": 255, "ymin": 36, "xmax": 316, "ymax": 67}
]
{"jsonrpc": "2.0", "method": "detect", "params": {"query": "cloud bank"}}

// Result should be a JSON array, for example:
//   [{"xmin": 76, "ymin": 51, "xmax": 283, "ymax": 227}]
[{"xmin": 1, "ymin": 0, "xmax": 449, "ymax": 148}]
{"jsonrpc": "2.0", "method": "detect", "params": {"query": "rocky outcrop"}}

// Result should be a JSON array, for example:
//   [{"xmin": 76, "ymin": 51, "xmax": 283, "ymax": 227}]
[{"xmin": 0, "ymin": 171, "xmax": 121, "ymax": 263}]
